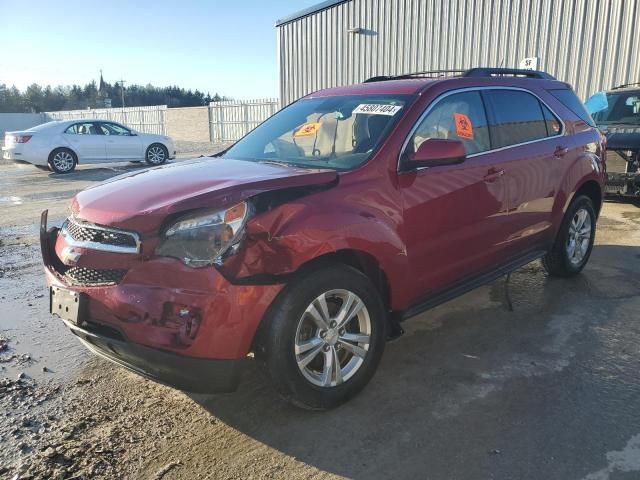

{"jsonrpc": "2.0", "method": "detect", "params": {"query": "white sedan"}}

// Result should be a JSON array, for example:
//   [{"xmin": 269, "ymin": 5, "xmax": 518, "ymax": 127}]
[{"xmin": 2, "ymin": 119, "xmax": 176, "ymax": 173}]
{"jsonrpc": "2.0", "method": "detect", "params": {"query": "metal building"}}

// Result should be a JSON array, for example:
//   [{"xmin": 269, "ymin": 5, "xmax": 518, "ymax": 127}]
[{"xmin": 276, "ymin": 0, "xmax": 640, "ymax": 105}]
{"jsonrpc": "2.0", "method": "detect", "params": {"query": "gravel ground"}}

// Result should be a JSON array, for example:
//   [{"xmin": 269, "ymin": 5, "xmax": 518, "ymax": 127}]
[{"xmin": 1, "ymin": 160, "xmax": 640, "ymax": 479}]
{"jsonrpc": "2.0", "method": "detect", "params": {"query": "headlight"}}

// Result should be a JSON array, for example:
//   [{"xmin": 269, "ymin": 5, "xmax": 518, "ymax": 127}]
[{"xmin": 156, "ymin": 202, "xmax": 249, "ymax": 267}]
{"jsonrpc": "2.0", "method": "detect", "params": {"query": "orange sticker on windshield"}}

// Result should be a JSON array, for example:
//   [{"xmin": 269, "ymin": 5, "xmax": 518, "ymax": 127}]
[
  {"xmin": 294, "ymin": 122, "xmax": 321, "ymax": 137},
  {"xmin": 454, "ymin": 113, "xmax": 473, "ymax": 139}
]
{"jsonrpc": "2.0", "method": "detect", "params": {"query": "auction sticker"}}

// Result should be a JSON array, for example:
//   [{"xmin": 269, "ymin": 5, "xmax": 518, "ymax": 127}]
[
  {"xmin": 353, "ymin": 104, "xmax": 403, "ymax": 116},
  {"xmin": 294, "ymin": 122, "xmax": 322, "ymax": 137},
  {"xmin": 454, "ymin": 113, "xmax": 474, "ymax": 139}
]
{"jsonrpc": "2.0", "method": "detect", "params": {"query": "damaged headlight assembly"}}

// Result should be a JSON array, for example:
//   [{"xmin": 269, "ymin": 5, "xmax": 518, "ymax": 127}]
[{"xmin": 156, "ymin": 202, "xmax": 249, "ymax": 267}]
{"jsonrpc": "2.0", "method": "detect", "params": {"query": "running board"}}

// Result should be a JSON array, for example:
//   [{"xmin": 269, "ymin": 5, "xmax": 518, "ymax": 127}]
[{"xmin": 401, "ymin": 250, "xmax": 546, "ymax": 321}]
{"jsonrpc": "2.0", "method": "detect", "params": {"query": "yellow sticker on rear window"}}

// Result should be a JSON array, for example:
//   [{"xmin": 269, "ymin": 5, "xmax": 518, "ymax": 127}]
[{"xmin": 294, "ymin": 122, "xmax": 322, "ymax": 137}]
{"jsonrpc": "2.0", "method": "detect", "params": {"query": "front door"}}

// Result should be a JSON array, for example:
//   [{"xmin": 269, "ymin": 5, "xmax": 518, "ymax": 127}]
[
  {"xmin": 99, "ymin": 122, "xmax": 143, "ymax": 160},
  {"xmin": 399, "ymin": 90, "xmax": 509, "ymax": 303},
  {"xmin": 63, "ymin": 122, "xmax": 107, "ymax": 161}
]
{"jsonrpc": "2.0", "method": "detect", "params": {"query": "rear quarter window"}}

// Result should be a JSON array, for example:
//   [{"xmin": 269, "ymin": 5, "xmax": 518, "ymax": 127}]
[{"xmin": 549, "ymin": 88, "xmax": 596, "ymax": 127}]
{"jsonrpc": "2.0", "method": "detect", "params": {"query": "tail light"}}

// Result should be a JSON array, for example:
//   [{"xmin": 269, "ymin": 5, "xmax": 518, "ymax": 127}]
[{"xmin": 14, "ymin": 135, "xmax": 32, "ymax": 143}]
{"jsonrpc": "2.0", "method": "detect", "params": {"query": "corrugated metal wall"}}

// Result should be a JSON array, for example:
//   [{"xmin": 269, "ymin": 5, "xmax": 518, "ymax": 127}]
[{"xmin": 277, "ymin": 0, "xmax": 640, "ymax": 105}]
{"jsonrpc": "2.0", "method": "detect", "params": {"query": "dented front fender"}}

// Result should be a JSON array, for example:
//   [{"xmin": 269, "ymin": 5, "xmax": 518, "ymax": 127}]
[{"xmin": 219, "ymin": 182, "xmax": 410, "ymax": 310}]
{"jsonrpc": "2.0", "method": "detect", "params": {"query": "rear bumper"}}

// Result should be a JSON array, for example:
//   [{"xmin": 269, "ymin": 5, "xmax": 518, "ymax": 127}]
[
  {"xmin": 2, "ymin": 144, "xmax": 48, "ymax": 166},
  {"xmin": 64, "ymin": 318, "xmax": 245, "ymax": 393}
]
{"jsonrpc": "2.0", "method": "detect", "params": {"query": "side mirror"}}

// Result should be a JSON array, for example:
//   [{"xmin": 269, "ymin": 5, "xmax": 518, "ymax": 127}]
[
  {"xmin": 129, "ymin": 130, "xmax": 138, "ymax": 136},
  {"xmin": 584, "ymin": 91, "xmax": 608, "ymax": 114},
  {"xmin": 405, "ymin": 138, "xmax": 466, "ymax": 169}
]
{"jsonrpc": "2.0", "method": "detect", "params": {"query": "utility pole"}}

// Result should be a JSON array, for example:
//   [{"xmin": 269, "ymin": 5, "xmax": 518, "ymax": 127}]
[{"xmin": 117, "ymin": 78, "xmax": 127, "ymax": 109}]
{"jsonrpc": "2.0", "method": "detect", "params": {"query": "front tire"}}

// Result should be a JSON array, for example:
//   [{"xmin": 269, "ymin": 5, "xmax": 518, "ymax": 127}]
[
  {"xmin": 543, "ymin": 195, "xmax": 596, "ymax": 277},
  {"xmin": 256, "ymin": 265, "xmax": 386, "ymax": 410},
  {"xmin": 145, "ymin": 143, "xmax": 168, "ymax": 166},
  {"xmin": 48, "ymin": 148, "xmax": 77, "ymax": 174}
]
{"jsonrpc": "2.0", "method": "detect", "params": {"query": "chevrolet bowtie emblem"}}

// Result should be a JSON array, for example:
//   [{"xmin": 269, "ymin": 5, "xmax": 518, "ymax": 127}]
[{"xmin": 61, "ymin": 247, "xmax": 82, "ymax": 266}]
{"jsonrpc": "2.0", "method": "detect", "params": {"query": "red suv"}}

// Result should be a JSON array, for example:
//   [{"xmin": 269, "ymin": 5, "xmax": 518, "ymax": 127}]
[{"xmin": 41, "ymin": 68, "xmax": 605, "ymax": 409}]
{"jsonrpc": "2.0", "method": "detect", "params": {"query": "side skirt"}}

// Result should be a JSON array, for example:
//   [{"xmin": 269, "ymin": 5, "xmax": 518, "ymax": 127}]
[{"xmin": 400, "ymin": 249, "xmax": 547, "ymax": 322}]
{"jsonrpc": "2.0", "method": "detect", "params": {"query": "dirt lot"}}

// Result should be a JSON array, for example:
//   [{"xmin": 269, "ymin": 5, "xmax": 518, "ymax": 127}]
[{"xmin": 1, "ymin": 154, "xmax": 640, "ymax": 480}]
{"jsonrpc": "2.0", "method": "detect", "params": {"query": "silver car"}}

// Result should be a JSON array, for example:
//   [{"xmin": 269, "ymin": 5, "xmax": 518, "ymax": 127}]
[{"xmin": 2, "ymin": 119, "xmax": 176, "ymax": 173}]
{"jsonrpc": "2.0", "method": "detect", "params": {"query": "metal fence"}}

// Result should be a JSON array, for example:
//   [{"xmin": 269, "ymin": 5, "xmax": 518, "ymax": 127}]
[
  {"xmin": 3, "ymin": 101, "xmax": 279, "ymax": 143},
  {"xmin": 46, "ymin": 105, "xmax": 168, "ymax": 135},
  {"xmin": 209, "ymin": 98, "xmax": 279, "ymax": 142}
]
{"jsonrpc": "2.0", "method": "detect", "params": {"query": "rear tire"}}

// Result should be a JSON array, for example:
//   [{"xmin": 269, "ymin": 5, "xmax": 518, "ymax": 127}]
[
  {"xmin": 145, "ymin": 143, "xmax": 168, "ymax": 166},
  {"xmin": 542, "ymin": 195, "xmax": 596, "ymax": 277},
  {"xmin": 255, "ymin": 265, "xmax": 386, "ymax": 410},
  {"xmin": 48, "ymin": 148, "xmax": 77, "ymax": 174}
]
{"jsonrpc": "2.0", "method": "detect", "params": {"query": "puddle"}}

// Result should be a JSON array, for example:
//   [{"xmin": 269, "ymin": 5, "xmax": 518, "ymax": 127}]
[{"xmin": 0, "ymin": 196, "xmax": 23, "ymax": 206}]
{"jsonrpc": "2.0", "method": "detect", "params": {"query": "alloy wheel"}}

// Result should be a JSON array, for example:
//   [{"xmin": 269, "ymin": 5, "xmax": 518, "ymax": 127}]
[
  {"xmin": 566, "ymin": 207, "xmax": 592, "ymax": 265},
  {"xmin": 52, "ymin": 151, "xmax": 74, "ymax": 172},
  {"xmin": 147, "ymin": 145, "xmax": 166, "ymax": 164},
  {"xmin": 294, "ymin": 289, "xmax": 371, "ymax": 388}
]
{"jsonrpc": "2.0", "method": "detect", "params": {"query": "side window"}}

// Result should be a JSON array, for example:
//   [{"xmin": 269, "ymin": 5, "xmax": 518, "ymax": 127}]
[
  {"xmin": 64, "ymin": 122, "xmax": 99, "ymax": 135},
  {"xmin": 484, "ymin": 90, "xmax": 548, "ymax": 148},
  {"xmin": 541, "ymin": 103, "xmax": 562, "ymax": 136},
  {"xmin": 409, "ymin": 91, "xmax": 491, "ymax": 155},
  {"xmin": 99, "ymin": 122, "xmax": 130, "ymax": 136}
]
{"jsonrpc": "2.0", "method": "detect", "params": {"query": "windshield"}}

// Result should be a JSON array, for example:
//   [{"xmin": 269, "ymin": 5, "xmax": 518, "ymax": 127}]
[
  {"xmin": 222, "ymin": 94, "xmax": 412, "ymax": 170},
  {"xmin": 592, "ymin": 91, "xmax": 640, "ymax": 126}
]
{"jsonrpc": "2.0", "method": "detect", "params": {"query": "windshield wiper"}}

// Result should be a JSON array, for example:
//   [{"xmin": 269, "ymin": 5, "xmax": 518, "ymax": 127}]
[{"xmin": 257, "ymin": 160, "xmax": 297, "ymax": 168}]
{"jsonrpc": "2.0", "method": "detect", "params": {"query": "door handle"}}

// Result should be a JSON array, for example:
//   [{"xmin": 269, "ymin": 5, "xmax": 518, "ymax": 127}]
[
  {"xmin": 554, "ymin": 146, "xmax": 569, "ymax": 157},
  {"xmin": 483, "ymin": 167, "xmax": 505, "ymax": 183}
]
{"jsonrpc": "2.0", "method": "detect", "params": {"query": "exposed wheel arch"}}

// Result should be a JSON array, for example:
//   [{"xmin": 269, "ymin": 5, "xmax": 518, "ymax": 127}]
[
  {"xmin": 290, "ymin": 249, "xmax": 392, "ymax": 312},
  {"xmin": 573, "ymin": 180, "xmax": 603, "ymax": 217}
]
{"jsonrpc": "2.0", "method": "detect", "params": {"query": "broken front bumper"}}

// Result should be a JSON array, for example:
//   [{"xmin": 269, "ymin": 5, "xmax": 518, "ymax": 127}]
[
  {"xmin": 64, "ymin": 318, "xmax": 245, "ymax": 393},
  {"xmin": 40, "ymin": 210, "xmax": 284, "ymax": 393}
]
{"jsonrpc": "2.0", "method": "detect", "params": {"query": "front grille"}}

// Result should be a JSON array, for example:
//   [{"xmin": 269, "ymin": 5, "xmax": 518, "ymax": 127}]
[
  {"xmin": 62, "ymin": 218, "xmax": 139, "ymax": 253},
  {"xmin": 64, "ymin": 267, "xmax": 127, "ymax": 286}
]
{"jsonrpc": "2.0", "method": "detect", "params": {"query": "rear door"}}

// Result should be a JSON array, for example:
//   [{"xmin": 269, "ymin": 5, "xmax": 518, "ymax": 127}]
[
  {"xmin": 481, "ymin": 88, "xmax": 566, "ymax": 253},
  {"xmin": 62, "ymin": 122, "xmax": 107, "ymax": 161},
  {"xmin": 99, "ymin": 122, "xmax": 143, "ymax": 160},
  {"xmin": 399, "ymin": 90, "xmax": 509, "ymax": 301}
]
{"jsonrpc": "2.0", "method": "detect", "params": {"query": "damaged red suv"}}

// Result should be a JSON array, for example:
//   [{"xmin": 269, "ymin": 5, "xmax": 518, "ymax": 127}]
[{"xmin": 41, "ymin": 68, "xmax": 605, "ymax": 409}]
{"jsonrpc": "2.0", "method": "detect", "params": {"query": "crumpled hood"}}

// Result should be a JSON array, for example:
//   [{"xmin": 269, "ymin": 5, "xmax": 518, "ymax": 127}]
[
  {"xmin": 71, "ymin": 158, "xmax": 337, "ymax": 233},
  {"xmin": 601, "ymin": 125, "xmax": 640, "ymax": 150}
]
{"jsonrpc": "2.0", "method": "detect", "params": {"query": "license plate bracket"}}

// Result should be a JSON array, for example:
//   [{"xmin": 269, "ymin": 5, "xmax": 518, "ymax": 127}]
[{"xmin": 50, "ymin": 286, "xmax": 88, "ymax": 325}]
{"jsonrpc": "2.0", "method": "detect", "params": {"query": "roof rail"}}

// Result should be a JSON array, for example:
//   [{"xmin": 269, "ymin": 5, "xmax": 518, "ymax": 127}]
[
  {"xmin": 364, "ymin": 70, "xmax": 466, "ymax": 83},
  {"xmin": 612, "ymin": 81, "xmax": 640, "ymax": 90},
  {"xmin": 463, "ymin": 68, "xmax": 555, "ymax": 79},
  {"xmin": 364, "ymin": 67, "xmax": 555, "ymax": 83}
]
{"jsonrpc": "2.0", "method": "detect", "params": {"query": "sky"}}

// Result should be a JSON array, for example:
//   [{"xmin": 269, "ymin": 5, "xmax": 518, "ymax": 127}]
[{"xmin": 0, "ymin": 0, "xmax": 320, "ymax": 99}]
